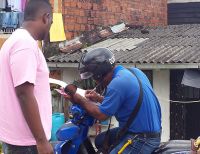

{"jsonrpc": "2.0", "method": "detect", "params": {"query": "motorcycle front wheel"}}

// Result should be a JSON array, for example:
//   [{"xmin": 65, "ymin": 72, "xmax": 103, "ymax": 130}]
[{"xmin": 77, "ymin": 138, "xmax": 96, "ymax": 154}]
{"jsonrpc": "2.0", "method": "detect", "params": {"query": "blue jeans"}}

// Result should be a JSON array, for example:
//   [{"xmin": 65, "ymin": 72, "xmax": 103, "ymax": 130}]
[
  {"xmin": 2, "ymin": 142, "xmax": 38, "ymax": 154},
  {"xmin": 0, "ymin": 12, "xmax": 19, "ymax": 29},
  {"xmin": 10, "ymin": 12, "xmax": 19, "ymax": 29},
  {"xmin": 95, "ymin": 127, "xmax": 160, "ymax": 154}
]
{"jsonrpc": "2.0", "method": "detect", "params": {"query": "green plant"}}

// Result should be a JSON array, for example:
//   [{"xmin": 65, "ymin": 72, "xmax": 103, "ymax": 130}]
[
  {"xmin": 50, "ymin": 84, "xmax": 60, "ymax": 98},
  {"xmin": 73, "ymin": 78, "xmax": 96, "ymax": 90},
  {"xmin": 0, "ymin": 143, "xmax": 2, "ymax": 153}
]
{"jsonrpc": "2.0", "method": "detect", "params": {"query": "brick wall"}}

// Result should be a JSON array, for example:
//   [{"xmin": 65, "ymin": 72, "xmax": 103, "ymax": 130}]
[
  {"xmin": 0, "ymin": 35, "xmax": 11, "ymax": 49},
  {"xmin": 50, "ymin": 70, "xmax": 61, "ymax": 80},
  {"xmin": 50, "ymin": 0, "xmax": 63, "ymax": 13},
  {"xmin": 51, "ymin": 0, "xmax": 167, "ymax": 40},
  {"xmin": 0, "ymin": 38, "xmax": 6, "ymax": 48}
]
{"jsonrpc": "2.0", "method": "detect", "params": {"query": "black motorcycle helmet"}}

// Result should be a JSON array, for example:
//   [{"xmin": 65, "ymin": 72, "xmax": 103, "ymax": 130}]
[{"xmin": 78, "ymin": 48, "xmax": 115, "ymax": 81}]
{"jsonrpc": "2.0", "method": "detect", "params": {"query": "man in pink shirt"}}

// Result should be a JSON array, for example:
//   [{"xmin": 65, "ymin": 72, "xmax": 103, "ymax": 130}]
[{"xmin": 0, "ymin": 0, "xmax": 53, "ymax": 153}]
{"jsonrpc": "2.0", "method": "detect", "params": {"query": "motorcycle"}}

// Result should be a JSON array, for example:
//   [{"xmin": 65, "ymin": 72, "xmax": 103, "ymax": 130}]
[
  {"xmin": 52, "ymin": 83, "xmax": 97, "ymax": 154},
  {"xmin": 52, "ymin": 104, "xmax": 194, "ymax": 154},
  {"xmin": 53, "ymin": 104, "xmax": 96, "ymax": 154},
  {"xmin": 49, "ymin": 79, "xmax": 198, "ymax": 154}
]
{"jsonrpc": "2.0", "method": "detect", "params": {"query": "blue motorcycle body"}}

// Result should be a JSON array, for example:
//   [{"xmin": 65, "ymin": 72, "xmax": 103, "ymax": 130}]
[{"xmin": 53, "ymin": 105, "xmax": 96, "ymax": 154}]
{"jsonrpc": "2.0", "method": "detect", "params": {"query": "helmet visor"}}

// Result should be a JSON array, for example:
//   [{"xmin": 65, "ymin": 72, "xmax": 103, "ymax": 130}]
[{"xmin": 80, "ymin": 71, "xmax": 93, "ymax": 80}]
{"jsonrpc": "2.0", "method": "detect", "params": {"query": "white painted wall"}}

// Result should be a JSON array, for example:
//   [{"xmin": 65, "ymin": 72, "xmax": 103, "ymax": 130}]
[
  {"xmin": 62, "ymin": 68, "xmax": 79, "ymax": 84},
  {"xmin": 153, "ymin": 70, "xmax": 170, "ymax": 142},
  {"xmin": 168, "ymin": 0, "xmax": 200, "ymax": 3}
]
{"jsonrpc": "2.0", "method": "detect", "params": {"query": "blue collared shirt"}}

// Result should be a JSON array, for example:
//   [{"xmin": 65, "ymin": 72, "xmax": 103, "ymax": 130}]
[{"xmin": 99, "ymin": 65, "xmax": 161, "ymax": 132}]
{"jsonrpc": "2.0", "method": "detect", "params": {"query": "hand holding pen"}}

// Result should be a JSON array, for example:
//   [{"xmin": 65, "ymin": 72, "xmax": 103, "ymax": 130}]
[{"xmin": 85, "ymin": 88, "xmax": 103, "ymax": 103}]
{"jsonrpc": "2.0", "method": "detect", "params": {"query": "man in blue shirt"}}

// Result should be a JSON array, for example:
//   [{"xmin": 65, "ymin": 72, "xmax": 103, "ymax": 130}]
[{"xmin": 68, "ymin": 48, "xmax": 161, "ymax": 153}]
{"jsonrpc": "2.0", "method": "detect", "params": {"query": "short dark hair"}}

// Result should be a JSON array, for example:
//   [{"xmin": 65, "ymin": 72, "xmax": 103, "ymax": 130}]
[{"xmin": 24, "ymin": 0, "xmax": 52, "ymax": 21}]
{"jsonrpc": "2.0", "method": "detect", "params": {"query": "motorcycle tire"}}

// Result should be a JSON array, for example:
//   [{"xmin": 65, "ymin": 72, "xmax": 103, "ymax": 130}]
[{"xmin": 77, "ymin": 138, "xmax": 96, "ymax": 154}]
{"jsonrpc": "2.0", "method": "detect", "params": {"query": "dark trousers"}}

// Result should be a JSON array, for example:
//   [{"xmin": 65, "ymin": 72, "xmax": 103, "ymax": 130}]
[{"xmin": 2, "ymin": 142, "xmax": 38, "ymax": 154}]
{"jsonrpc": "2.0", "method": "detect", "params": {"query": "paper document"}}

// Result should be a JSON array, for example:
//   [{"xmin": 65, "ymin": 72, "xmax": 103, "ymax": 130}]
[
  {"xmin": 49, "ymin": 78, "xmax": 97, "ymax": 104},
  {"xmin": 49, "ymin": 78, "xmax": 86, "ymax": 97},
  {"xmin": 76, "ymin": 88, "xmax": 86, "ymax": 97},
  {"xmin": 49, "ymin": 78, "xmax": 68, "ymax": 88}
]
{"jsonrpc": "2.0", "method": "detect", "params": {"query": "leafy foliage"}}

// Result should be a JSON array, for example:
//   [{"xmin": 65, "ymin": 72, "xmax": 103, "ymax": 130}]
[{"xmin": 0, "ymin": 143, "xmax": 2, "ymax": 153}]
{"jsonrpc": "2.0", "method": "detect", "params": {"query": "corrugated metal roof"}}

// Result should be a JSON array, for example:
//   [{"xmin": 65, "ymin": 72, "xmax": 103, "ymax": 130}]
[
  {"xmin": 83, "ymin": 38, "xmax": 148, "ymax": 52},
  {"xmin": 47, "ymin": 24, "xmax": 200, "ymax": 64}
]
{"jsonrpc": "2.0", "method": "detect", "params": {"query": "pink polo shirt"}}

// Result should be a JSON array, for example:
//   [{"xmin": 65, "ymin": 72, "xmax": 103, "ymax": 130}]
[{"xmin": 0, "ymin": 29, "xmax": 52, "ymax": 146}]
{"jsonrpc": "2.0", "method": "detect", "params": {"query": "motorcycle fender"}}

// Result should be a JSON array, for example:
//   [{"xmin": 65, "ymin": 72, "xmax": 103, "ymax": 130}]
[{"xmin": 56, "ymin": 122, "xmax": 80, "ymax": 141}]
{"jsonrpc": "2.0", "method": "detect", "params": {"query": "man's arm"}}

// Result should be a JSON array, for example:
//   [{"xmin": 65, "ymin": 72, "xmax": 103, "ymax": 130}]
[
  {"xmin": 73, "ymin": 93, "xmax": 108, "ymax": 121},
  {"xmin": 15, "ymin": 82, "xmax": 53, "ymax": 154}
]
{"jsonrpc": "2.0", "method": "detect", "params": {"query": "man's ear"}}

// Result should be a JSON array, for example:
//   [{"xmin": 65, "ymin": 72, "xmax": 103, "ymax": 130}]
[{"xmin": 42, "ymin": 13, "xmax": 49, "ymax": 25}]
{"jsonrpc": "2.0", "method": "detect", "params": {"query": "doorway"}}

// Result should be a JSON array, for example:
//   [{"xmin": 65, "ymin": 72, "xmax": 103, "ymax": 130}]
[{"xmin": 170, "ymin": 70, "xmax": 200, "ymax": 140}]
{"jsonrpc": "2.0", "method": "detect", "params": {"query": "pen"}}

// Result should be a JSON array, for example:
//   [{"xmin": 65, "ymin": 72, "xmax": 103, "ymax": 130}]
[
  {"xmin": 89, "ymin": 81, "xmax": 102, "ymax": 94},
  {"xmin": 89, "ymin": 87, "xmax": 96, "ymax": 94}
]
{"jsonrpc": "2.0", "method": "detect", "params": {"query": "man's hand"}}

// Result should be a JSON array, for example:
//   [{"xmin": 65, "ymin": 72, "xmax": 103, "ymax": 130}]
[
  {"xmin": 59, "ymin": 87, "xmax": 85, "ymax": 105},
  {"xmin": 85, "ymin": 90, "xmax": 103, "ymax": 103},
  {"xmin": 55, "ymin": 88, "xmax": 71, "ymax": 99},
  {"xmin": 62, "ymin": 89, "xmax": 108, "ymax": 121},
  {"xmin": 36, "ymin": 140, "xmax": 53, "ymax": 154}
]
